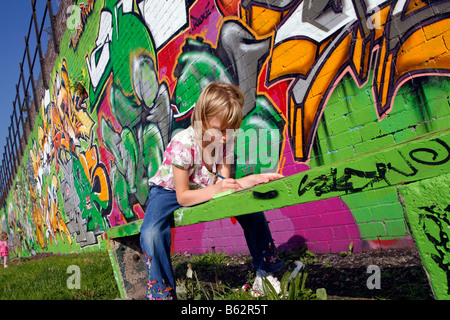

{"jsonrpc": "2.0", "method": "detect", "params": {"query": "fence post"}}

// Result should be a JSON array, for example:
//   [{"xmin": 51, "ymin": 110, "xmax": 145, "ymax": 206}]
[
  {"xmin": 4, "ymin": 144, "xmax": 12, "ymax": 192},
  {"xmin": 19, "ymin": 63, "xmax": 29, "ymax": 145},
  {"xmin": 32, "ymin": 0, "xmax": 47, "ymax": 88},
  {"xmin": 6, "ymin": 135, "xmax": 15, "ymax": 185},
  {"xmin": 13, "ymin": 102, "xmax": 24, "ymax": 158},
  {"xmin": 25, "ymin": 36, "xmax": 40, "ymax": 113},
  {"xmin": 14, "ymin": 88, "xmax": 24, "ymax": 159},
  {"xmin": 0, "ymin": 163, "xmax": 4, "ymax": 205},
  {"xmin": 47, "ymin": 0, "xmax": 60, "ymax": 54},
  {"xmin": 3, "ymin": 148, "xmax": 8, "ymax": 192}
]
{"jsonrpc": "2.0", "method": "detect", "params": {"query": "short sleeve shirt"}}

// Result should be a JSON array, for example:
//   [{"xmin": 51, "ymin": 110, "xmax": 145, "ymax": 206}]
[
  {"xmin": 149, "ymin": 126, "xmax": 234, "ymax": 190},
  {"xmin": 0, "ymin": 240, "xmax": 8, "ymax": 256}
]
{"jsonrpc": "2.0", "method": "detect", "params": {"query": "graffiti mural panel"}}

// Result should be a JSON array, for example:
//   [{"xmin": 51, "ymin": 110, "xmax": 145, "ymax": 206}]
[{"xmin": 0, "ymin": 1, "xmax": 448, "ymax": 296}]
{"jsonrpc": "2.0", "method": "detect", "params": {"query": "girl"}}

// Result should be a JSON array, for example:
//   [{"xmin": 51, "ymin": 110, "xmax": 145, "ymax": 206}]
[
  {"xmin": 0, "ymin": 231, "xmax": 9, "ymax": 268},
  {"xmin": 140, "ymin": 82, "xmax": 285, "ymax": 300}
]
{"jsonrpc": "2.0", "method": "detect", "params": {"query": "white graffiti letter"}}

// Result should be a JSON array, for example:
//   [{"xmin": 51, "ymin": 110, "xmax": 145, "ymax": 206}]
[
  {"xmin": 86, "ymin": 11, "xmax": 113, "ymax": 91},
  {"xmin": 138, "ymin": 0, "xmax": 187, "ymax": 49},
  {"xmin": 274, "ymin": 0, "xmax": 357, "ymax": 44}
]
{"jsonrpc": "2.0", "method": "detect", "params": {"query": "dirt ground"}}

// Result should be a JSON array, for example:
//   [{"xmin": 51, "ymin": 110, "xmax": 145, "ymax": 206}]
[
  {"xmin": 173, "ymin": 245, "xmax": 434, "ymax": 300},
  {"xmin": 304, "ymin": 246, "xmax": 434, "ymax": 300},
  {"xmin": 9, "ymin": 252, "xmax": 55, "ymax": 264}
]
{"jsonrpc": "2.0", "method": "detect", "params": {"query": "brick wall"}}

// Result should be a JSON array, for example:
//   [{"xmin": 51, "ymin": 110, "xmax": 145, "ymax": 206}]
[{"xmin": 1, "ymin": 0, "xmax": 449, "ymax": 269}]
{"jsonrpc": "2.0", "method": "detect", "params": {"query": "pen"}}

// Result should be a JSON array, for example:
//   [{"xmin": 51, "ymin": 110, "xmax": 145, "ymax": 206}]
[{"xmin": 215, "ymin": 173, "xmax": 226, "ymax": 180}]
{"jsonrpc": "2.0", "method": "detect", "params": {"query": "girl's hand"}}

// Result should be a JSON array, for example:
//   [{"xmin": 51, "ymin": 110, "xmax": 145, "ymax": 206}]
[
  {"xmin": 252, "ymin": 173, "xmax": 284, "ymax": 185},
  {"xmin": 214, "ymin": 178, "xmax": 242, "ymax": 193},
  {"xmin": 237, "ymin": 173, "xmax": 284, "ymax": 189}
]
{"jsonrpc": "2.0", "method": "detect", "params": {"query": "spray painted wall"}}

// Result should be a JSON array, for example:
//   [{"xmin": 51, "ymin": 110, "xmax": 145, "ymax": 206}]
[{"xmin": 1, "ymin": 0, "xmax": 450, "ymax": 293}]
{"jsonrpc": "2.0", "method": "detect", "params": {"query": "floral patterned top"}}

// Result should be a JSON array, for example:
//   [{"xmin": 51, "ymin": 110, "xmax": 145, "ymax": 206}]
[{"xmin": 149, "ymin": 126, "xmax": 234, "ymax": 191}]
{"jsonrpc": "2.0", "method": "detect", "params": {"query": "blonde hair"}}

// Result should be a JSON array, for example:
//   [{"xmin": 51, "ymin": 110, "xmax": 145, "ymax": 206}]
[
  {"xmin": 0, "ymin": 232, "xmax": 7, "ymax": 241},
  {"xmin": 191, "ymin": 82, "xmax": 244, "ymax": 138}
]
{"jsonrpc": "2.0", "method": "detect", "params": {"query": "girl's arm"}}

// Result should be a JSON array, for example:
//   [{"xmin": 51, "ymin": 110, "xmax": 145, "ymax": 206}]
[
  {"xmin": 173, "ymin": 161, "xmax": 283, "ymax": 206},
  {"xmin": 173, "ymin": 165, "xmax": 240, "ymax": 207},
  {"xmin": 216, "ymin": 162, "xmax": 232, "ymax": 181},
  {"xmin": 218, "ymin": 162, "xmax": 283, "ymax": 189},
  {"xmin": 236, "ymin": 172, "xmax": 284, "ymax": 190}
]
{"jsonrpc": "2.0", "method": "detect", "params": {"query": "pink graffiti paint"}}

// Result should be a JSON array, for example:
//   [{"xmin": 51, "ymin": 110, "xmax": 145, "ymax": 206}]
[{"xmin": 157, "ymin": 0, "xmax": 222, "ymax": 89}]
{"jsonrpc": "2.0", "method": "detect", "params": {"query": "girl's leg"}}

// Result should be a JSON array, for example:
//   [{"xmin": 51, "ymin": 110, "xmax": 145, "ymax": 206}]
[
  {"xmin": 140, "ymin": 186, "xmax": 182, "ymax": 300},
  {"xmin": 3, "ymin": 255, "xmax": 7, "ymax": 267},
  {"xmin": 235, "ymin": 212, "xmax": 285, "ymax": 276}
]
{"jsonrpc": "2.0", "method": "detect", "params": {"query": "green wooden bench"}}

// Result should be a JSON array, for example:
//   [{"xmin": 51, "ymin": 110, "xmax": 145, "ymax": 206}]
[{"xmin": 106, "ymin": 128, "xmax": 450, "ymax": 299}]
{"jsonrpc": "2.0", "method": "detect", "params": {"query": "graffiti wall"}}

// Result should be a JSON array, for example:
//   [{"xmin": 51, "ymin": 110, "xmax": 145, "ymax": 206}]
[{"xmin": 1, "ymin": 0, "xmax": 450, "ymax": 293}]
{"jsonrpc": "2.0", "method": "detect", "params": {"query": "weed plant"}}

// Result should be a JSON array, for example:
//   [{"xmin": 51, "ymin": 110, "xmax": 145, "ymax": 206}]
[{"xmin": 173, "ymin": 246, "xmax": 323, "ymax": 300}]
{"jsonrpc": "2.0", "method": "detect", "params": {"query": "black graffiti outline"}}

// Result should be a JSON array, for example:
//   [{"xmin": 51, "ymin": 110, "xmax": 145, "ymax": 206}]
[
  {"xmin": 418, "ymin": 204, "xmax": 450, "ymax": 295},
  {"xmin": 253, "ymin": 190, "xmax": 279, "ymax": 199},
  {"xmin": 297, "ymin": 156, "xmax": 418, "ymax": 197},
  {"xmin": 297, "ymin": 138, "xmax": 450, "ymax": 197},
  {"xmin": 191, "ymin": 1, "xmax": 213, "ymax": 31},
  {"xmin": 409, "ymin": 138, "xmax": 450, "ymax": 166}
]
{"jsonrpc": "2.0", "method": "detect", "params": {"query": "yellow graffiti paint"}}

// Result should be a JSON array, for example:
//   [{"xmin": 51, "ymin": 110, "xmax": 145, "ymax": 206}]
[
  {"xmin": 353, "ymin": 27, "xmax": 364, "ymax": 75},
  {"xmin": 396, "ymin": 19, "xmax": 450, "ymax": 82},
  {"xmin": 247, "ymin": 5, "xmax": 282, "ymax": 36},
  {"xmin": 269, "ymin": 39, "xmax": 317, "ymax": 82}
]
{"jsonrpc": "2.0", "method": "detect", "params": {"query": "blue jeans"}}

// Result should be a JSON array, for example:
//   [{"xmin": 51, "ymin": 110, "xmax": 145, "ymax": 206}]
[{"xmin": 140, "ymin": 184, "xmax": 285, "ymax": 300}]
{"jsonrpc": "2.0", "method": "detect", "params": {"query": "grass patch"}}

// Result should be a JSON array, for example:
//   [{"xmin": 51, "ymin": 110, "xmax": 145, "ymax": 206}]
[{"xmin": 0, "ymin": 251, "xmax": 120, "ymax": 300}]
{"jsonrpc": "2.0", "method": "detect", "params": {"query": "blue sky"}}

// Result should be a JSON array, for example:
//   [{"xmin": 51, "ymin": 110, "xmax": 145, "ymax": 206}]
[{"xmin": 0, "ymin": 0, "xmax": 60, "ymax": 171}]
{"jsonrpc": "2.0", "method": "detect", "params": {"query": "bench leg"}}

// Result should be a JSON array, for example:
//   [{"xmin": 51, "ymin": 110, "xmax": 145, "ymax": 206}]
[{"xmin": 108, "ymin": 234, "xmax": 147, "ymax": 300}]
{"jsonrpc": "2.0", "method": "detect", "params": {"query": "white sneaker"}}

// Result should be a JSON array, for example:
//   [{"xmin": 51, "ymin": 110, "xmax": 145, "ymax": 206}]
[{"xmin": 251, "ymin": 274, "xmax": 281, "ymax": 297}]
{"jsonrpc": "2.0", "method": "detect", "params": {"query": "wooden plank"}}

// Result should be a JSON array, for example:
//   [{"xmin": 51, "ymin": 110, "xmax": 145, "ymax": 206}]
[{"xmin": 106, "ymin": 128, "xmax": 450, "ymax": 236}]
